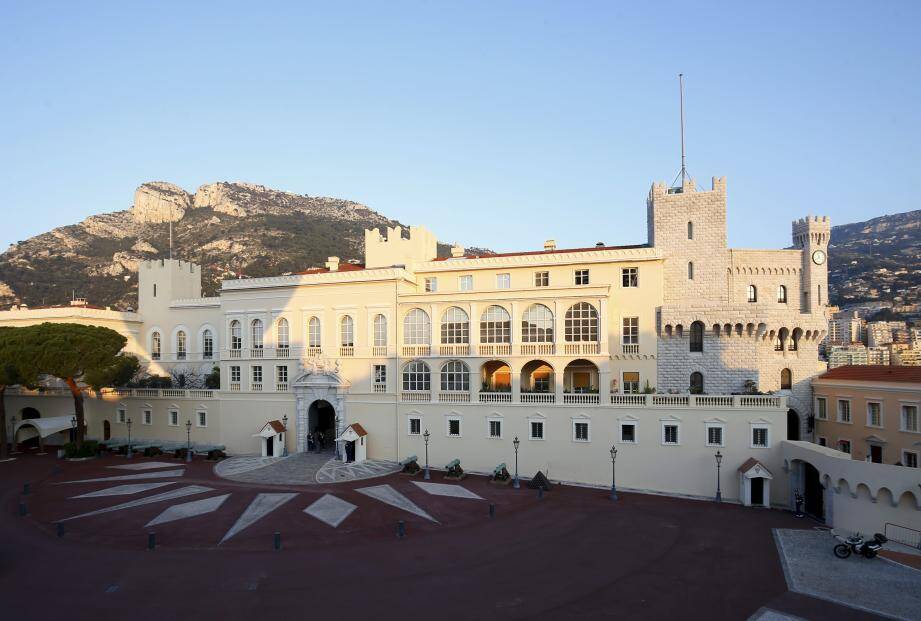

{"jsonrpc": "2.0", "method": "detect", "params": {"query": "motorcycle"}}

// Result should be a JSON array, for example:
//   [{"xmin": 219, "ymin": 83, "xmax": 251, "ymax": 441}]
[{"xmin": 832, "ymin": 531, "xmax": 887, "ymax": 559}]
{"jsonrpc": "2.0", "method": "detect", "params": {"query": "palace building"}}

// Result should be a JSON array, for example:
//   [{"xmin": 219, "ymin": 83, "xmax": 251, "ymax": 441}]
[{"xmin": 2, "ymin": 176, "xmax": 830, "ymax": 505}]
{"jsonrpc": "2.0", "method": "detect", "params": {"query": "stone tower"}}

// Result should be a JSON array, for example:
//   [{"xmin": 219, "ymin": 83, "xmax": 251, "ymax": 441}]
[{"xmin": 791, "ymin": 217, "xmax": 831, "ymax": 315}]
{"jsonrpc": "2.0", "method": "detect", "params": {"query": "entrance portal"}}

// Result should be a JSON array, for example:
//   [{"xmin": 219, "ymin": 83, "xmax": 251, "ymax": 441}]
[
  {"xmin": 803, "ymin": 462, "xmax": 824, "ymax": 520},
  {"xmin": 104, "ymin": 420, "xmax": 111, "ymax": 441},
  {"xmin": 308, "ymin": 400, "xmax": 336, "ymax": 450},
  {"xmin": 787, "ymin": 409, "xmax": 800, "ymax": 441},
  {"xmin": 751, "ymin": 477, "xmax": 764, "ymax": 505}
]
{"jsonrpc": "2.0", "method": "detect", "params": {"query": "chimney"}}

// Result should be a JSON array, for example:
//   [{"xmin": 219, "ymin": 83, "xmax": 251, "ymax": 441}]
[
  {"xmin": 543, "ymin": 239, "xmax": 557, "ymax": 252},
  {"xmin": 325, "ymin": 256, "xmax": 340, "ymax": 272},
  {"xmin": 451, "ymin": 244, "xmax": 465, "ymax": 258},
  {"xmin": 595, "ymin": 242, "xmax": 605, "ymax": 247}
]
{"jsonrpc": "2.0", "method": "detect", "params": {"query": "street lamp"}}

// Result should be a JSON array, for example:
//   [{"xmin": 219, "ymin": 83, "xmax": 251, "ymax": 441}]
[
  {"xmin": 334, "ymin": 413, "xmax": 341, "ymax": 460},
  {"xmin": 185, "ymin": 419, "xmax": 192, "ymax": 463},
  {"xmin": 423, "ymin": 429, "xmax": 431, "ymax": 480},
  {"xmin": 512, "ymin": 436, "xmax": 521, "ymax": 489},
  {"xmin": 70, "ymin": 416, "xmax": 77, "ymax": 444},
  {"xmin": 610, "ymin": 445, "xmax": 618, "ymax": 501},
  {"xmin": 282, "ymin": 414, "xmax": 289, "ymax": 457},
  {"xmin": 126, "ymin": 418, "xmax": 133, "ymax": 459},
  {"xmin": 715, "ymin": 450, "xmax": 723, "ymax": 503}
]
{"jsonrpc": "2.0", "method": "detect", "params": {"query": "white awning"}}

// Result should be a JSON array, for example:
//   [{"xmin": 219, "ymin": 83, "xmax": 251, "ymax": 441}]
[{"xmin": 14, "ymin": 416, "xmax": 76, "ymax": 438}]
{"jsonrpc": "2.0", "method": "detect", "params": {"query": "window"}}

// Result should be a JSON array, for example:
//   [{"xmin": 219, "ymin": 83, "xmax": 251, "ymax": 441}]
[
  {"xmin": 867, "ymin": 402, "xmax": 882, "ymax": 427},
  {"xmin": 687, "ymin": 221, "xmax": 694, "ymax": 240},
  {"xmin": 620, "ymin": 423, "xmax": 636, "ymax": 443},
  {"xmin": 251, "ymin": 319, "xmax": 264, "ymax": 349},
  {"xmin": 441, "ymin": 307, "xmax": 470, "ymax": 344},
  {"xmin": 622, "ymin": 372, "xmax": 640, "ymax": 394},
  {"xmin": 837, "ymin": 400, "xmax": 851, "ymax": 423},
  {"xmin": 230, "ymin": 366, "xmax": 241, "ymax": 383},
  {"xmin": 153, "ymin": 283, "xmax": 157, "ymax": 297},
  {"xmin": 488, "ymin": 419, "xmax": 502, "ymax": 439},
  {"xmin": 308, "ymin": 317, "xmax": 321, "ymax": 348},
  {"xmin": 277, "ymin": 365, "xmax": 288, "ymax": 385},
  {"xmin": 276, "ymin": 318, "xmax": 289, "ymax": 349},
  {"xmin": 689, "ymin": 372, "xmax": 704, "ymax": 394},
  {"xmin": 622, "ymin": 317, "xmax": 639, "ymax": 345},
  {"xmin": 403, "ymin": 309, "xmax": 431, "ymax": 345},
  {"xmin": 440, "ymin": 360, "xmax": 470, "ymax": 392},
  {"xmin": 230, "ymin": 320, "xmax": 242, "ymax": 350},
  {"xmin": 817, "ymin": 437, "xmax": 827, "ymax": 447},
  {"xmin": 402, "ymin": 361, "xmax": 431, "ymax": 392},
  {"xmin": 780, "ymin": 368, "xmax": 792, "ymax": 390},
  {"xmin": 534, "ymin": 271, "xmax": 549, "ymax": 287},
  {"xmin": 480, "ymin": 305, "xmax": 511, "ymax": 343},
  {"xmin": 687, "ymin": 262, "xmax": 694, "ymax": 280},
  {"xmin": 197, "ymin": 411, "xmax": 207, "ymax": 427},
  {"xmin": 752, "ymin": 426, "xmax": 770, "ymax": 448},
  {"xmin": 340, "ymin": 316, "xmax": 354, "ymax": 347},
  {"xmin": 202, "ymin": 329, "xmax": 214, "ymax": 359},
  {"xmin": 816, "ymin": 397, "xmax": 827, "ymax": 420},
  {"xmin": 151, "ymin": 331, "xmax": 161, "ymax": 360},
  {"xmin": 459, "ymin": 275, "xmax": 473, "ymax": 291},
  {"xmin": 902, "ymin": 405, "xmax": 919, "ymax": 432},
  {"xmin": 521, "ymin": 304, "xmax": 554, "ymax": 343},
  {"xmin": 574, "ymin": 269, "xmax": 590, "ymax": 285},
  {"xmin": 496, "ymin": 273, "xmax": 511, "ymax": 289},
  {"xmin": 408, "ymin": 417, "xmax": 421, "ymax": 435},
  {"xmin": 373, "ymin": 364, "xmax": 387, "ymax": 388},
  {"xmin": 747, "ymin": 285, "xmax": 757, "ymax": 303},
  {"xmin": 838, "ymin": 439, "xmax": 851, "ymax": 454},
  {"xmin": 777, "ymin": 285, "xmax": 787, "ymax": 303},
  {"xmin": 622, "ymin": 267, "xmax": 638, "ymax": 288},
  {"xmin": 662, "ymin": 423, "xmax": 680, "ymax": 445},
  {"xmin": 707, "ymin": 424, "xmax": 724, "ymax": 447},
  {"xmin": 572, "ymin": 420, "xmax": 590, "ymax": 442},
  {"xmin": 903, "ymin": 451, "xmax": 919, "ymax": 468},
  {"xmin": 564, "ymin": 302, "xmax": 598, "ymax": 342},
  {"xmin": 424, "ymin": 277, "xmax": 438, "ymax": 293},
  {"xmin": 117, "ymin": 407, "xmax": 126, "ymax": 423},
  {"xmin": 689, "ymin": 321, "xmax": 704, "ymax": 352},
  {"xmin": 252, "ymin": 365, "xmax": 263, "ymax": 386},
  {"xmin": 169, "ymin": 409, "xmax": 179, "ymax": 426},
  {"xmin": 373, "ymin": 314, "xmax": 387, "ymax": 347},
  {"xmin": 142, "ymin": 409, "xmax": 152, "ymax": 425},
  {"xmin": 176, "ymin": 330, "xmax": 187, "ymax": 360},
  {"xmin": 447, "ymin": 417, "xmax": 461, "ymax": 437},
  {"xmin": 529, "ymin": 420, "xmax": 544, "ymax": 440}
]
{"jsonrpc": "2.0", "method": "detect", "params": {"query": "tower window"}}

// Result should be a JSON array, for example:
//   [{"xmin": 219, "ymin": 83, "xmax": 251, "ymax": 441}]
[
  {"xmin": 687, "ymin": 262, "xmax": 694, "ymax": 280},
  {"xmin": 689, "ymin": 321, "xmax": 704, "ymax": 353},
  {"xmin": 153, "ymin": 283, "xmax": 157, "ymax": 297},
  {"xmin": 747, "ymin": 285, "xmax": 757, "ymax": 303},
  {"xmin": 687, "ymin": 221, "xmax": 694, "ymax": 240},
  {"xmin": 777, "ymin": 285, "xmax": 787, "ymax": 303},
  {"xmin": 780, "ymin": 368, "xmax": 792, "ymax": 390},
  {"xmin": 689, "ymin": 371, "xmax": 704, "ymax": 394}
]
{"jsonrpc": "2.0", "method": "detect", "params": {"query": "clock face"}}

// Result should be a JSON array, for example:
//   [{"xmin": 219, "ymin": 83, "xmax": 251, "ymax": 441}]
[{"xmin": 812, "ymin": 250, "xmax": 826, "ymax": 265}]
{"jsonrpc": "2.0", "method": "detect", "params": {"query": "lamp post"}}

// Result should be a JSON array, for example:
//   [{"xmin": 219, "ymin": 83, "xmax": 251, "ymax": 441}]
[
  {"xmin": 282, "ymin": 414, "xmax": 289, "ymax": 457},
  {"xmin": 610, "ymin": 445, "xmax": 618, "ymax": 501},
  {"xmin": 512, "ymin": 436, "xmax": 521, "ymax": 489},
  {"xmin": 423, "ymin": 429, "xmax": 431, "ymax": 480},
  {"xmin": 185, "ymin": 419, "xmax": 192, "ymax": 463},
  {"xmin": 715, "ymin": 450, "xmax": 723, "ymax": 503},
  {"xmin": 10, "ymin": 415, "xmax": 17, "ymax": 454},
  {"xmin": 70, "ymin": 416, "xmax": 77, "ymax": 444},
  {"xmin": 126, "ymin": 418, "xmax": 133, "ymax": 459},
  {"xmin": 334, "ymin": 413, "xmax": 341, "ymax": 460}
]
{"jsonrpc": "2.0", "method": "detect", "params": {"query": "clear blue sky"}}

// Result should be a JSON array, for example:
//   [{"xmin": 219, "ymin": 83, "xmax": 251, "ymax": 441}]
[{"xmin": 2, "ymin": 1, "xmax": 919, "ymax": 254}]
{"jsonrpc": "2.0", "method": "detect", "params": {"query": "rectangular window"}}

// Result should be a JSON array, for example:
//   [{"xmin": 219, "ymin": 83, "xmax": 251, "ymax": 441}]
[
  {"xmin": 903, "ymin": 451, "xmax": 919, "ymax": 468},
  {"xmin": 408, "ymin": 417, "xmax": 421, "ymax": 435},
  {"xmin": 169, "ymin": 410, "xmax": 179, "ymax": 426},
  {"xmin": 902, "ymin": 405, "xmax": 919, "ymax": 432},
  {"xmin": 574, "ymin": 269, "xmax": 590, "ymax": 285},
  {"xmin": 447, "ymin": 418, "xmax": 461, "ymax": 437},
  {"xmin": 817, "ymin": 436, "xmax": 827, "ymax": 447},
  {"xmin": 142, "ymin": 409, "xmax": 152, "ymax": 425},
  {"xmin": 496, "ymin": 273, "xmax": 511, "ymax": 289},
  {"xmin": 622, "ymin": 317, "xmax": 639, "ymax": 344},
  {"xmin": 425, "ymin": 277, "xmax": 437, "ymax": 292},
  {"xmin": 662, "ymin": 424, "xmax": 679, "ymax": 445},
  {"xmin": 277, "ymin": 365, "xmax": 288, "ymax": 384},
  {"xmin": 816, "ymin": 397, "xmax": 827, "ymax": 420},
  {"xmin": 529, "ymin": 420, "xmax": 544, "ymax": 440},
  {"xmin": 373, "ymin": 364, "xmax": 387, "ymax": 388},
  {"xmin": 621, "ymin": 267, "xmax": 638, "ymax": 288},
  {"xmin": 752, "ymin": 426, "xmax": 770, "ymax": 448},
  {"xmin": 837, "ymin": 400, "xmax": 851, "ymax": 423},
  {"xmin": 867, "ymin": 402, "xmax": 882, "ymax": 427},
  {"xmin": 459, "ymin": 275, "xmax": 473, "ymax": 291},
  {"xmin": 231, "ymin": 366, "xmax": 241, "ymax": 383},
  {"xmin": 197, "ymin": 411, "xmax": 207, "ymax": 427},
  {"xmin": 622, "ymin": 372, "xmax": 640, "ymax": 394},
  {"xmin": 488, "ymin": 420, "xmax": 502, "ymax": 439},
  {"xmin": 117, "ymin": 407, "xmax": 126, "ymax": 423},
  {"xmin": 573, "ymin": 420, "xmax": 590, "ymax": 442},
  {"xmin": 838, "ymin": 439, "xmax": 851, "ymax": 454},
  {"xmin": 620, "ymin": 423, "xmax": 636, "ymax": 443},
  {"xmin": 707, "ymin": 425, "xmax": 724, "ymax": 447},
  {"xmin": 252, "ymin": 366, "xmax": 263, "ymax": 383},
  {"xmin": 534, "ymin": 271, "xmax": 549, "ymax": 287}
]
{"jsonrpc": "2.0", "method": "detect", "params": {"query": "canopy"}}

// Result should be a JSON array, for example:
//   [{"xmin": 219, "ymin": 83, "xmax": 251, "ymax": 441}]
[{"xmin": 14, "ymin": 415, "xmax": 76, "ymax": 438}]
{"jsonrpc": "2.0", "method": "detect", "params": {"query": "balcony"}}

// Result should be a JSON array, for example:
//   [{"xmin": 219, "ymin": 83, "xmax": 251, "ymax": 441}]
[
  {"xmin": 228, "ymin": 349, "xmax": 242, "ymax": 359},
  {"xmin": 306, "ymin": 347, "xmax": 322, "ymax": 357},
  {"xmin": 401, "ymin": 391, "xmax": 431, "ymax": 403},
  {"xmin": 230, "ymin": 383, "xmax": 241, "ymax": 391},
  {"xmin": 276, "ymin": 383, "xmax": 288, "ymax": 392},
  {"xmin": 252, "ymin": 383, "xmax": 263, "ymax": 392},
  {"xmin": 439, "ymin": 392, "xmax": 471, "ymax": 404},
  {"xmin": 478, "ymin": 343, "xmax": 511, "ymax": 357},
  {"xmin": 520, "ymin": 343, "xmax": 554, "ymax": 356},
  {"xmin": 621, "ymin": 343, "xmax": 639, "ymax": 355},
  {"xmin": 562, "ymin": 342, "xmax": 600, "ymax": 355},
  {"xmin": 373, "ymin": 383, "xmax": 387, "ymax": 393},
  {"xmin": 520, "ymin": 392, "xmax": 554, "ymax": 404},
  {"xmin": 340, "ymin": 346, "xmax": 355, "ymax": 357},
  {"xmin": 276, "ymin": 347, "xmax": 291, "ymax": 358},
  {"xmin": 439, "ymin": 344, "xmax": 470, "ymax": 356},
  {"xmin": 563, "ymin": 392, "xmax": 600, "ymax": 405},
  {"xmin": 250, "ymin": 348, "xmax": 264, "ymax": 358},
  {"xmin": 372, "ymin": 346, "xmax": 388, "ymax": 357},
  {"xmin": 479, "ymin": 391, "xmax": 512, "ymax": 404},
  {"xmin": 402, "ymin": 345, "xmax": 431, "ymax": 357}
]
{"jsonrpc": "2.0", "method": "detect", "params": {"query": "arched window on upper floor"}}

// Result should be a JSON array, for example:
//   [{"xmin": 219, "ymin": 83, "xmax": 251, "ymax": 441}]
[
  {"xmin": 176, "ymin": 330, "xmax": 187, "ymax": 360},
  {"xmin": 340, "ymin": 316, "xmax": 354, "ymax": 347},
  {"xmin": 747, "ymin": 285, "xmax": 757, "ymax": 303},
  {"xmin": 403, "ymin": 309, "xmax": 431, "ymax": 345},
  {"xmin": 441, "ymin": 360, "xmax": 470, "ymax": 392},
  {"xmin": 202, "ymin": 329, "xmax": 213, "ymax": 360},
  {"xmin": 307, "ymin": 317, "xmax": 321, "ymax": 349},
  {"xmin": 522, "ymin": 303, "xmax": 554, "ymax": 343},
  {"xmin": 690, "ymin": 371, "xmax": 704, "ymax": 394},
  {"xmin": 480, "ymin": 305, "xmax": 511, "ymax": 343},
  {"xmin": 230, "ymin": 320, "xmax": 242, "ymax": 350},
  {"xmin": 689, "ymin": 321, "xmax": 704, "ymax": 353},
  {"xmin": 402, "ymin": 360, "xmax": 431, "ymax": 392},
  {"xmin": 373, "ymin": 314, "xmax": 388, "ymax": 348},
  {"xmin": 564, "ymin": 302, "xmax": 598, "ymax": 342},
  {"xmin": 151, "ymin": 331, "xmax": 161, "ymax": 360},
  {"xmin": 251, "ymin": 319, "xmax": 264, "ymax": 349},
  {"xmin": 441, "ymin": 307, "xmax": 470, "ymax": 344},
  {"xmin": 276, "ymin": 318, "xmax": 289, "ymax": 350}
]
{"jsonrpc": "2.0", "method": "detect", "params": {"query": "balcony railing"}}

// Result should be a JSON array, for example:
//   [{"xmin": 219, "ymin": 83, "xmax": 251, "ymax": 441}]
[
  {"xmin": 252, "ymin": 382, "xmax": 263, "ymax": 392},
  {"xmin": 276, "ymin": 383, "xmax": 288, "ymax": 392},
  {"xmin": 372, "ymin": 346, "xmax": 388, "ymax": 357},
  {"xmin": 230, "ymin": 383, "xmax": 241, "ymax": 391},
  {"xmin": 439, "ymin": 344, "xmax": 470, "ymax": 356},
  {"xmin": 439, "ymin": 392, "xmax": 471, "ymax": 404},
  {"xmin": 610, "ymin": 394, "xmax": 646, "ymax": 406},
  {"xmin": 401, "ymin": 391, "xmax": 431, "ymax": 402},
  {"xmin": 562, "ymin": 342, "xmax": 600, "ymax": 355},
  {"xmin": 276, "ymin": 347, "xmax": 291, "ymax": 358},
  {"xmin": 563, "ymin": 393, "xmax": 600, "ymax": 405},
  {"xmin": 228, "ymin": 349, "xmax": 242, "ymax": 359},
  {"xmin": 520, "ymin": 392, "xmax": 554, "ymax": 404},
  {"xmin": 479, "ymin": 391, "xmax": 512, "ymax": 404},
  {"xmin": 622, "ymin": 343, "xmax": 639, "ymax": 355},
  {"xmin": 306, "ymin": 347, "xmax": 322, "ymax": 357},
  {"xmin": 478, "ymin": 344, "xmax": 511, "ymax": 357},
  {"xmin": 340, "ymin": 346, "xmax": 355, "ymax": 357},
  {"xmin": 520, "ymin": 343, "xmax": 554, "ymax": 356},
  {"xmin": 96, "ymin": 388, "xmax": 216, "ymax": 399},
  {"xmin": 250, "ymin": 348, "xmax": 264, "ymax": 358},
  {"xmin": 373, "ymin": 383, "xmax": 387, "ymax": 393},
  {"xmin": 402, "ymin": 345, "xmax": 431, "ymax": 357}
]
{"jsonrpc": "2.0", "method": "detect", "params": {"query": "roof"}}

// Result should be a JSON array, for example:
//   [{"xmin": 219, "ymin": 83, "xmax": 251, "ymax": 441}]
[
  {"xmin": 347, "ymin": 423, "xmax": 368, "ymax": 437},
  {"xmin": 295, "ymin": 263, "xmax": 366, "ymax": 275},
  {"xmin": 815, "ymin": 365, "xmax": 921, "ymax": 384},
  {"xmin": 432, "ymin": 243, "xmax": 649, "ymax": 262},
  {"xmin": 265, "ymin": 420, "xmax": 286, "ymax": 434},
  {"xmin": 737, "ymin": 457, "xmax": 772, "ymax": 477}
]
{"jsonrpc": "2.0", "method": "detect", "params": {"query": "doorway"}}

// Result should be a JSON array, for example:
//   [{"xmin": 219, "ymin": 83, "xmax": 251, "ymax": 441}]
[
  {"xmin": 751, "ymin": 478, "xmax": 764, "ymax": 505},
  {"xmin": 869, "ymin": 444, "xmax": 882, "ymax": 464},
  {"xmin": 103, "ymin": 420, "xmax": 111, "ymax": 441},
  {"xmin": 803, "ymin": 462, "xmax": 824, "ymax": 520},
  {"xmin": 308, "ymin": 400, "xmax": 336, "ymax": 451},
  {"xmin": 787, "ymin": 410, "xmax": 800, "ymax": 441}
]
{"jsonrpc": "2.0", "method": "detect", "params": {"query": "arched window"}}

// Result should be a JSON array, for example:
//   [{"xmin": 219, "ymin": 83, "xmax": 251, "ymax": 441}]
[
  {"xmin": 687, "ymin": 221, "xmax": 694, "ymax": 240},
  {"xmin": 403, "ymin": 309, "xmax": 431, "ymax": 345},
  {"xmin": 480, "ymin": 305, "xmax": 511, "ymax": 343},
  {"xmin": 251, "ymin": 319, "xmax": 264, "ymax": 349},
  {"xmin": 230, "ymin": 320, "xmax": 242, "ymax": 350},
  {"xmin": 777, "ymin": 285, "xmax": 787, "ymax": 303},
  {"xmin": 689, "ymin": 321, "xmax": 704, "ymax": 353},
  {"xmin": 151, "ymin": 331, "xmax": 161, "ymax": 360},
  {"xmin": 276, "ymin": 318, "xmax": 289, "ymax": 349},
  {"xmin": 202, "ymin": 329, "xmax": 213, "ymax": 359},
  {"xmin": 176, "ymin": 330, "xmax": 187, "ymax": 359},
  {"xmin": 790, "ymin": 328, "xmax": 801, "ymax": 352},
  {"xmin": 440, "ymin": 360, "xmax": 470, "ymax": 392},
  {"xmin": 747, "ymin": 285, "xmax": 757, "ymax": 303},
  {"xmin": 402, "ymin": 360, "xmax": 431, "ymax": 392},
  {"xmin": 781, "ymin": 368, "xmax": 792, "ymax": 390},
  {"xmin": 564, "ymin": 302, "xmax": 598, "ymax": 342},
  {"xmin": 776, "ymin": 327, "xmax": 789, "ymax": 352},
  {"xmin": 441, "ymin": 307, "xmax": 470, "ymax": 344},
  {"xmin": 688, "ymin": 262, "xmax": 694, "ymax": 280},
  {"xmin": 340, "ymin": 316, "xmax": 354, "ymax": 347},
  {"xmin": 373, "ymin": 314, "xmax": 387, "ymax": 347},
  {"xmin": 690, "ymin": 371, "xmax": 704, "ymax": 394},
  {"xmin": 522, "ymin": 303, "xmax": 554, "ymax": 343},
  {"xmin": 308, "ymin": 317, "xmax": 321, "ymax": 348}
]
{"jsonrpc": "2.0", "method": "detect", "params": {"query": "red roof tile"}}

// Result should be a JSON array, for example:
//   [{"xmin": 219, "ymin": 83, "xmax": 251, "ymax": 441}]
[
  {"xmin": 816, "ymin": 365, "xmax": 921, "ymax": 384},
  {"xmin": 295, "ymin": 263, "xmax": 366, "ymax": 275},
  {"xmin": 265, "ymin": 420, "xmax": 286, "ymax": 434},
  {"xmin": 431, "ymin": 244, "xmax": 649, "ymax": 261},
  {"xmin": 348, "ymin": 423, "xmax": 368, "ymax": 437}
]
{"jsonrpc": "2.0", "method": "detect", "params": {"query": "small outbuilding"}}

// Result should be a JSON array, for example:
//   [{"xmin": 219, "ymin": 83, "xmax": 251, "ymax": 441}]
[
  {"xmin": 253, "ymin": 420, "xmax": 287, "ymax": 457},
  {"xmin": 336, "ymin": 423, "xmax": 368, "ymax": 464},
  {"xmin": 738, "ymin": 457, "xmax": 773, "ymax": 508}
]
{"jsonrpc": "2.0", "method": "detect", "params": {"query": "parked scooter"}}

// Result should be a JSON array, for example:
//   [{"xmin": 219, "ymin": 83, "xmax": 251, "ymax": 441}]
[{"xmin": 832, "ymin": 531, "xmax": 888, "ymax": 559}]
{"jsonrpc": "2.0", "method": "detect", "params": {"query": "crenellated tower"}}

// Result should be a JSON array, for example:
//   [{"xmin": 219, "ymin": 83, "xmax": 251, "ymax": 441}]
[{"xmin": 792, "ymin": 216, "xmax": 831, "ymax": 315}]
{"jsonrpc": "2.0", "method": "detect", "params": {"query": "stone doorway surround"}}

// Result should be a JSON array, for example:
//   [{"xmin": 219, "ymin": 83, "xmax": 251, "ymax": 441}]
[{"xmin": 292, "ymin": 357, "xmax": 350, "ymax": 454}]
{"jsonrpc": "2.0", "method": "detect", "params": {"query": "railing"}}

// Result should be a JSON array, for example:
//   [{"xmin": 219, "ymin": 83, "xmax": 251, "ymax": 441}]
[
  {"xmin": 884, "ymin": 523, "xmax": 921, "ymax": 550},
  {"xmin": 252, "ymin": 383, "xmax": 263, "ymax": 392},
  {"xmin": 202, "ymin": 352, "xmax": 213, "ymax": 360},
  {"xmin": 653, "ymin": 395, "xmax": 689, "ymax": 407},
  {"xmin": 306, "ymin": 347, "xmax": 322, "ymax": 357},
  {"xmin": 439, "ymin": 392, "xmax": 471, "ymax": 404},
  {"xmin": 439, "ymin": 344, "xmax": 470, "ymax": 356},
  {"xmin": 562, "ymin": 342, "xmax": 600, "ymax": 355},
  {"xmin": 373, "ymin": 383, "xmax": 387, "ymax": 393},
  {"xmin": 622, "ymin": 344, "xmax": 639, "ymax": 355},
  {"xmin": 99, "ymin": 388, "xmax": 216, "ymax": 399},
  {"xmin": 479, "ymin": 392, "xmax": 512, "ymax": 404},
  {"xmin": 478, "ymin": 344, "xmax": 511, "ymax": 356},
  {"xmin": 610, "ymin": 394, "xmax": 646, "ymax": 406},
  {"xmin": 276, "ymin": 383, "xmax": 288, "ymax": 392},
  {"xmin": 401, "ymin": 392, "xmax": 431, "ymax": 403},
  {"xmin": 228, "ymin": 349, "xmax": 242, "ymax": 359},
  {"xmin": 250, "ymin": 348, "xmax": 264, "ymax": 358},
  {"xmin": 176, "ymin": 352, "xmax": 187, "ymax": 360},
  {"xmin": 521, "ymin": 392, "xmax": 554, "ymax": 404},
  {"xmin": 135, "ymin": 389, "xmax": 160, "ymax": 398},
  {"xmin": 520, "ymin": 343, "xmax": 554, "ymax": 356},
  {"xmin": 188, "ymin": 390, "xmax": 214, "ymax": 398},
  {"xmin": 340, "ymin": 346, "xmax": 355, "ymax": 357},
  {"xmin": 276, "ymin": 347, "xmax": 291, "ymax": 358},
  {"xmin": 739, "ymin": 395, "xmax": 782, "ymax": 408},
  {"xmin": 402, "ymin": 345, "xmax": 431, "ymax": 357},
  {"xmin": 563, "ymin": 393, "xmax": 600, "ymax": 405},
  {"xmin": 372, "ymin": 346, "xmax": 388, "ymax": 357},
  {"xmin": 162, "ymin": 389, "xmax": 186, "ymax": 398},
  {"xmin": 696, "ymin": 396, "xmax": 733, "ymax": 407},
  {"xmin": 229, "ymin": 383, "xmax": 241, "ymax": 392}
]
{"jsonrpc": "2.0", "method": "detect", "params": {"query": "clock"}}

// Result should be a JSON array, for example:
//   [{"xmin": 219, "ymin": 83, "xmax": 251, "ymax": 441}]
[{"xmin": 812, "ymin": 250, "xmax": 826, "ymax": 265}]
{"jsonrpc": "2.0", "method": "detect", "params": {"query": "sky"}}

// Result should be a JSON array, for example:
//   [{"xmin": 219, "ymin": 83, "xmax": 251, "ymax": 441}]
[{"xmin": 2, "ymin": 1, "xmax": 919, "ymax": 254}]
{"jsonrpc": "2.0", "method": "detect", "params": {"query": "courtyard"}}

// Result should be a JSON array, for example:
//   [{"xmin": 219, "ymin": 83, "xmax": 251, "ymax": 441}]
[{"xmin": 0, "ymin": 452, "xmax": 914, "ymax": 620}]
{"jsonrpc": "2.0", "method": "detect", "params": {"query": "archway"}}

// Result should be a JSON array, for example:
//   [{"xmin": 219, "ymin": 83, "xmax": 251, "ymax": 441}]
[
  {"xmin": 21, "ymin": 407, "xmax": 40, "ymax": 420},
  {"xmin": 803, "ymin": 462, "xmax": 824, "ymax": 520},
  {"xmin": 103, "ymin": 420, "xmax": 111, "ymax": 441},
  {"xmin": 787, "ymin": 409, "xmax": 800, "ymax": 441},
  {"xmin": 308, "ymin": 400, "xmax": 336, "ymax": 452}
]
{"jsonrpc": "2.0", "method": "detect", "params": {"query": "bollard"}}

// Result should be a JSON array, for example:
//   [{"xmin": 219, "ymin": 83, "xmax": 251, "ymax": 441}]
[
  {"xmin": 56, "ymin": 522, "xmax": 65, "ymax": 538},
  {"xmin": 538, "ymin": 487, "xmax": 544, "ymax": 500},
  {"xmin": 147, "ymin": 532, "xmax": 156, "ymax": 551},
  {"xmin": 489, "ymin": 503, "xmax": 496, "ymax": 518},
  {"xmin": 274, "ymin": 531, "xmax": 281, "ymax": 551},
  {"xmin": 19, "ymin": 502, "xmax": 27, "ymax": 516},
  {"xmin": 23, "ymin": 482, "xmax": 30, "ymax": 495},
  {"xmin": 397, "ymin": 520, "xmax": 405, "ymax": 538}
]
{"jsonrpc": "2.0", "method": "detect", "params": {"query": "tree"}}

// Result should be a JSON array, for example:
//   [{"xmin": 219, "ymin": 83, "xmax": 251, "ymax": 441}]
[
  {"xmin": 18, "ymin": 323, "xmax": 127, "ymax": 446},
  {"xmin": 0, "ymin": 327, "xmax": 38, "ymax": 459},
  {"xmin": 84, "ymin": 354, "xmax": 141, "ymax": 391}
]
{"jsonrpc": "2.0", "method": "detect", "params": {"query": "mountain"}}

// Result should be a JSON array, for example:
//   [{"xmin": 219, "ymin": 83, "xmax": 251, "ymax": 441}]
[
  {"xmin": 0, "ymin": 181, "xmax": 482, "ymax": 310},
  {"xmin": 828, "ymin": 209, "xmax": 921, "ymax": 308}
]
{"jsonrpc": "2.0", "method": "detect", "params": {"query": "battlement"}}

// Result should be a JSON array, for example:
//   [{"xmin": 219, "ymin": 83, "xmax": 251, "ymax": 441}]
[
  {"xmin": 140, "ymin": 258, "xmax": 201, "ymax": 275},
  {"xmin": 792, "ymin": 216, "xmax": 831, "ymax": 249},
  {"xmin": 648, "ymin": 176, "xmax": 726, "ymax": 201},
  {"xmin": 364, "ymin": 225, "xmax": 437, "ymax": 269}
]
